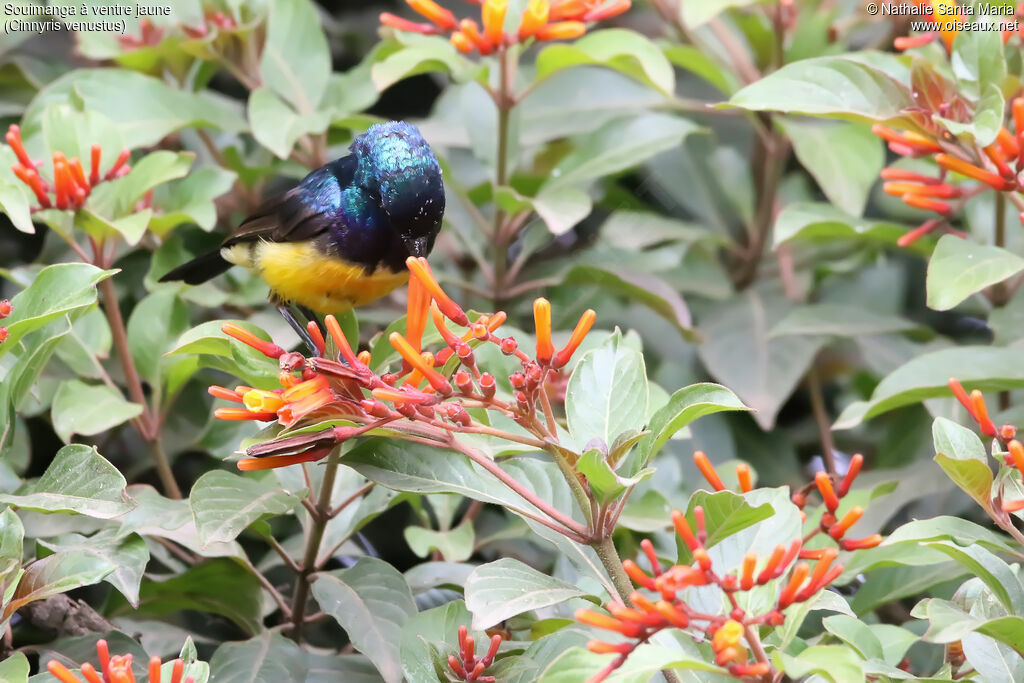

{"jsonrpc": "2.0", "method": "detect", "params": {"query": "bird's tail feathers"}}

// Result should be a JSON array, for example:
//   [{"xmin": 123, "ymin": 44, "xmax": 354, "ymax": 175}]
[{"xmin": 159, "ymin": 250, "xmax": 232, "ymax": 285}]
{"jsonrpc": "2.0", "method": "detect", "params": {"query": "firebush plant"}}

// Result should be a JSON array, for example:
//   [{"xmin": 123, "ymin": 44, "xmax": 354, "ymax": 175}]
[{"xmin": 3, "ymin": 0, "xmax": 1024, "ymax": 681}]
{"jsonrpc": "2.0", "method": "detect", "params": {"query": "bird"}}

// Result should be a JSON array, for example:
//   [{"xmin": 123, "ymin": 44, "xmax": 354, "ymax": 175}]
[{"xmin": 160, "ymin": 121, "xmax": 445, "ymax": 346}]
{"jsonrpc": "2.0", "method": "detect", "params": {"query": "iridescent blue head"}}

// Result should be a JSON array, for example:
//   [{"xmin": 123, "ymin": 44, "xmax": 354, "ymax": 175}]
[{"xmin": 352, "ymin": 121, "xmax": 445, "ymax": 260}]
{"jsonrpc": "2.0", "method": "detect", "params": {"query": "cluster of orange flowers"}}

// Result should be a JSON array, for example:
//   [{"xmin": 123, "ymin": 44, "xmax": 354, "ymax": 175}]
[
  {"xmin": 871, "ymin": 97, "xmax": 1024, "ymax": 246},
  {"xmin": 948, "ymin": 377, "xmax": 1024, "ymax": 513},
  {"xmin": 46, "ymin": 639, "xmax": 194, "ymax": 683},
  {"xmin": 895, "ymin": 0, "xmax": 1023, "ymax": 51},
  {"xmin": 0, "ymin": 299, "xmax": 10, "ymax": 344},
  {"xmin": 211, "ymin": 255, "xmax": 595, "ymax": 470},
  {"xmin": 695, "ymin": 451, "xmax": 881, "ymax": 554},
  {"xmin": 575, "ymin": 505, "xmax": 843, "ymax": 681},
  {"xmin": 448, "ymin": 625, "xmax": 503, "ymax": 682},
  {"xmin": 5, "ymin": 124, "xmax": 131, "ymax": 212},
  {"xmin": 380, "ymin": 0, "xmax": 630, "ymax": 54}
]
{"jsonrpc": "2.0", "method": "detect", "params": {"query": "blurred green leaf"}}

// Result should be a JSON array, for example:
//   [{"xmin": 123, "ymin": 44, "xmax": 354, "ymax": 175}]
[
  {"xmin": 313, "ymin": 558, "xmax": 417, "ymax": 683},
  {"xmin": 776, "ymin": 645, "xmax": 864, "ymax": 683},
  {"xmin": 126, "ymin": 291, "xmax": 192, "ymax": 399},
  {"xmin": 926, "ymin": 235, "xmax": 1024, "ymax": 311},
  {"xmin": 0, "ymin": 653, "xmax": 28, "ymax": 683},
  {"xmin": 0, "ymin": 263, "xmax": 116, "ymax": 355},
  {"xmin": 951, "ymin": 28, "xmax": 1008, "ymax": 100},
  {"xmin": 780, "ymin": 119, "xmax": 883, "ymax": 216},
  {"xmin": 925, "ymin": 541, "xmax": 1024, "ymax": 615},
  {"xmin": 0, "ymin": 444, "xmax": 134, "ymax": 518},
  {"xmin": 249, "ymin": 87, "xmax": 330, "ymax": 159},
  {"xmin": 2, "ymin": 551, "xmax": 113, "ymax": 623},
  {"xmin": 108, "ymin": 559, "xmax": 263, "ymax": 634},
  {"xmin": 190, "ymin": 471, "xmax": 299, "ymax": 546},
  {"xmin": 0, "ymin": 183, "xmax": 33, "ymax": 234},
  {"xmin": 0, "ymin": 508, "xmax": 24, "ymax": 609},
  {"xmin": 465, "ymin": 557, "xmax": 588, "ymax": 631},
  {"xmin": 680, "ymin": 0, "xmax": 770, "ymax": 27},
  {"xmin": 835, "ymin": 346, "xmax": 1024, "ymax": 427},
  {"xmin": 536, "ymin": 29, "xmax": 675, "ymax": 96},
  {"xmin": 209, "ymin": 632, "xmax": 308, "ymax": 683},
  {"xmin": 149, "ymin": 166, "xmax": 236, "ymax": 235},
  {"xmin": 37, "ymin": 531, "xmax": 148, "ymax": 608},
  {"xmin": 404, "ymin": 521, "xmax": 474, "ymax": 562},
  {"xmin": 50, "ymin": 380, "xmax": 143, "ymax": 443},
  {"xmin": 662, "ymin": 44, "xmax": 738, "ymax": 94},
  {"xmin": 770, "ymin": 304, "xmax": 922, "ymax": 339},
  {"xmin": 729, "ymin": 53, "xmax": 915, "ymax": 122},
  {"xmin": 637, "ymin": 383, "xmax": 748, "ymax": 466},
  {"xmin": 259, "ymin": 0, "xmax": 331, "ymax": 113},
  {"xmin": 698, "ymin": 290, "xmax": 826, "ymax": 430},
  {"xmin": 773, "ymin": 202, "xmax": 921, "ymax": 251},
  {"xmin": 371, "ymin": 35, "xmax": 483, "ymax": 91},
  {"xmin": 539, "ymin": 643, "xmax": 723, "ymax": 682}
]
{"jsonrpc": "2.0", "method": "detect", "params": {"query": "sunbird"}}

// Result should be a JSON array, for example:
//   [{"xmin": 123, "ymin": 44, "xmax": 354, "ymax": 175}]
[{"xmin": 161, "ymin": 121, "xmax": 445, "ymax": 342}]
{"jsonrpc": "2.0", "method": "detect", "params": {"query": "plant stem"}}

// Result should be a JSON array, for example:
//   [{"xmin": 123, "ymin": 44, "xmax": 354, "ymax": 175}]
[
  {"xmin": 290, "ymin": 451, "xmax": 341, "ymax": 642},
  {"xmin": 993, "ymin": 193, "xmax": 1010, "ymax": 306},
  {"xmin": 591, "ymin": 535, "xmax": 685, "ymax": 683},
  {"xmin": 492, "ymin": 48, "xmax": 514, "ymax": 307},
  {"xmin": 806, "ymin": 363, "xmax": 836, "ymax": 475},
  {"xmin": 150, "ymin": 438, "xmax": 183, "ymax": 500},
  {"xmin": 732, "ymin": 125, "xmax": 786, "ymax": 288}
]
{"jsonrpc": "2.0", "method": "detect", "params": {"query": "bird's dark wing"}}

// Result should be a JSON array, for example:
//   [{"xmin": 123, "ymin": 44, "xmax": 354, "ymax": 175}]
[{"xmin": 223, "ymin": 155, "xmax": 359, "ymax": 248}]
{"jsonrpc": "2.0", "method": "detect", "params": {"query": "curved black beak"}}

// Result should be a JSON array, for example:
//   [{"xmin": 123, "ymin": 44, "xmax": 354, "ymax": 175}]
[{"xmin": 403, "ymin": 235, "xmax": 429, "ymax": 257}]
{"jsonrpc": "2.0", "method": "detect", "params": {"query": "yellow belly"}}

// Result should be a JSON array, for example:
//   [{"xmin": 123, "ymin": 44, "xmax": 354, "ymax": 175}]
[{"xmin": 223, "ymin": 241, "xmax": 409, "ymax": 314}]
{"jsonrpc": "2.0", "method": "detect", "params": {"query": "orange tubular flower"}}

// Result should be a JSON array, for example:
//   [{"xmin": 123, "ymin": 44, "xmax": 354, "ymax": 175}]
[
  {"xmin": 0, "ymin": 299, "xmax": 11, "ymax": 318},
  {"xmin": 222, "ymin": 322, "xmax": 285, "ymax": 359},
  {"xmin": 1008, "ymin": 440, "xmax": 1024, "ymax": 477},
  {"xmin": 736, "ymin": 463, "xmax": 753, "ymax": 493},
  {"xmin": 740, "ymin": 551, "xmax": 756, "ymax": 590},
  {"xmin": 243, "ymin": 389, "xmax": 286, "ymax": 414},
  {"xmin": 390, "ymin": 332, "xmax": 453, "ymax": 394},
  {"xmin": 711, "ymin": 620, "xmax": 744, "ymax": 655},
  {"xmin": 575, "ymin": 608, "xmax": 641, "ymax": 637},
  {"xmin": 89, "ymin": 143, "xmax": 101, "ymax": 184},
  {"xmin": 450, "ymin": 30, "xmax": 474, "ymax": 53},
  {"xmin": 380, "ymin": 11, "xmax": 441, "ymax": 34},
  {"xmin": 406, "ymin": 257, "xmax": 469, "ymax": 326},
  {"xmin": 5, "ymin": 124, "xmax": 32, "ymax": 168},
  {"xmin": 838, "ymin": 453, "xmax": 863, "ymax": 497},
  {"xmin": 552, "ymin": 308, "xmax": 595, "ymax": 368},
  {"xmin": 549, "ymin": 0, "xmax": 587, "ymax": 20},
  {"xmin": 778, "ymin": 562, "xmax": 810, "ymax": 608},
  {"xmin": 306, "ymin": 320, "xmax": 326, "ymax": 356},
  {"xmin": 583, "ymin": 0, "xmax": 630, "ymax": 21},
  {"xmin": 238, "ymin": 449, "xmax": 329, "ymax": 471},
  {"xmin": 533, "ymin": 298, "xmax": 554, "ymax": 363},
  {"xmin": 880, "ymin": 168, "xmax": 942, "ymax": 184},
  {"xmin": 47, "ymin": 639, "xmax": 194, "ymax": 683},
  {"xmin": 482, "ymin": 0, "xmax": 508, "ymax": 47},
  {"xmin": 901, "ymin": 193, "xmax": 953, "ymax": 216},
  {"xmin": 935, "ymin": 153, "xmax": 1014, "ymax": 191},
  {"xmin": 983, "ymin": 145, "xmax": 1014, "ymax": 179},
  {"xmin": 814, "ymin": 471, "xmax": 840, "ymax": 512},
  {"xmin": 840, "ymin": 534, "xmax": 883, "ymax": 551},
  {"xmin": 1004, "ymin": 499, "xmax": 1024, "ymax": 513},
  {"xmin": 518, "ymin": 0, "xmax": 549, "ymax": 38},
  {"xmin": 883, "ymin": 182, "xmax": 960, "ymax": 198},
  {"xmin": 693, "ymin": 450, "xmax": 726, "ymax": 491},
  {"xmin": 535, "ymin": 20, "xmax": 585, "ymax": 40},
  {"xmin": 407, "ymin": 0, "xmax": 457, "ymax": 29},
  {"xmin": 323, "ymin": 314, "xmax": 361, "ymax": 368},
  {"xmin": 459, "ymin": 18, "xmax": 492, "ymax": 53},
  {"xmin": 405, "ymin": 269, "xmax": 431, "ymax": 353},
  {"xmin": 949, "ymin": 378, "xmax": 977, "ymax": 418},
  {"xmin": 829, "ymin": 506, "xmax": 863, "ymax": 539},
  {"xmin": 670, "ymin": 509, "xmax": 699, "ymax": 550},
  {"xmin": 970, "ymin": 390, "xmax": 998, "ymax": 437}
]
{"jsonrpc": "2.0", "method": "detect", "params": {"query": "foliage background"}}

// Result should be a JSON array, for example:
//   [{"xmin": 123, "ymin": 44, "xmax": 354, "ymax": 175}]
[{"xmin": 1, "ymin": 0, "xmax": 1024, "ymax": 681}]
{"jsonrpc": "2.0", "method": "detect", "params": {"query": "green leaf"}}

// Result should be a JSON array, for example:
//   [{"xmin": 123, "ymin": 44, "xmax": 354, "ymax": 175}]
[
  {"xmin": 0, "ymin": 508, "xmax": 24, "ymax": 608},
  {"xmin": 698, "ymin": 290, "xmax": 826, "ymax": 430},
  {"xmin": 248, "ymin": 87, "xmax": 330, "ymax": 159},
  {"xmin": 312, "ymin": 558, "xmax": 417, "ymax": 683},
  {"xmin": 576, "ymin": 450, "xmax": 652, "ymax": 504},
  {"xmin": 544, "ymin": 114, "xmax": 699, "ymax": 192},
  {"xmin": 22, "ymin": 68, "xmax": 244, "ymax": 149},
  {"xmin": 780, "ymin": 119, "xmax": 883, "ymax": 216},
  {"xmin": 400, "ymin": 600, "xmax": 471, "ymax": 683},
  {"xmin": 535, "ymin": 29, "xmax": 675, "ymax": 95},
  {"xmin": 50, "ymin": 380, "xmax": 143, "ymax": 443},
  {"xmin": 0, "ymin": 183, "xmax": 33, "ymax": 234},
  {"xmin": 404, "ymin": 521, "xmax": 474, "ymax": 562},
  {"xmin": 683, "ymin": 490, "xmax": 774, "ymax": 553},
  {"xmin": 729, "ymin": 54, "xmax": 915, "ymax": 122},
  {"xmin": 680, "ymin": 0, "xmax": 769, "ymax": 27},
  {"xmin": 835, "ymin": 346, "xmax": 1024, "ymax": 427},
  {"xmin": 149, "ymin": 166, "xmax": 236, "ymax": 235},
  {"xmin": 951, "ymin": 28, "xmax": 1007, "ymax": 100},
  {"xmin": 37, "ymin": 532, "xmax": 148, "ymax": 608},
  {"xmin": 776, "ymin": 645, "xmax": 865, "ymax": 683},
  {"xmin": 562, "ymin": 265, "xmax": 697, "ymax": 340},
  {"xmin": 823, "ymin": 614, "xmax": 885, "ymax": 660},
  {"xmin": 566, "ymin": 330, "xmax": 648, "ymax": 449},
  {"xmin": 88, "ymin": 151, "xmax": 194, "ymax": 225},
  {"xmin": 0, "ymin": 445, "xmax": 133, "ymax": 518},
  {"xmin": 0, "ymin": 653, "xmax": 29, "ymax": 683},
  {"xmin": 0, "ymin": 263, "xmax": 116, "ymax": 355},
  {"xmin": 464, "ymin": 558, "xmax": 587, "ymax": 631},
  {"xmin": 638, "ymin": 383, "xmax": 748, "ymax": 465},
  {"xmin": 926, "ymin": 235, "xmax": 1024, "ymax": 311},
  {"xmin": 3, "ymin": 552, "xmax": 114, "ymax": 621},
  {"xmin": 371, "ymin": 35, "xmax": 483, "ymax": 92},
  {"xmin": 937, "ymin": 83, "xmax": 1004, "ymax": 145},
  {"xmin": 209, "ymin": 632, "xmax": 308, "ymax": 683},
  {"xmin": 189, "ymin": 471, "xmax": 299, "ymax": 546},
  {"xmin": 126, "ymin": 291, "xmax": 191, "ymax": 397},
  {"xmin": 539, "ymin": 643, "xmax": 723, "ymax": 682},
  {"xmin": 770, "ymin": 304, "xmax": 922, "ymax": 339},
  {"xmin": 927, "ymin": 541, "xmax": 1024, "ymax": 616},
  {"xmin": 107, "ymin": 559, "xmax": 263, "ymax": 635},
  {"xmin": 932, "ymin": 417, "xmax": 992, "ymax": 512},
  {"xmin": 259, "ymin": 0, "xmax": 330, "ymax": 112},
  {"xmin": 773, "ymin": 202, "xmax": 922, "ymax": 252}
]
